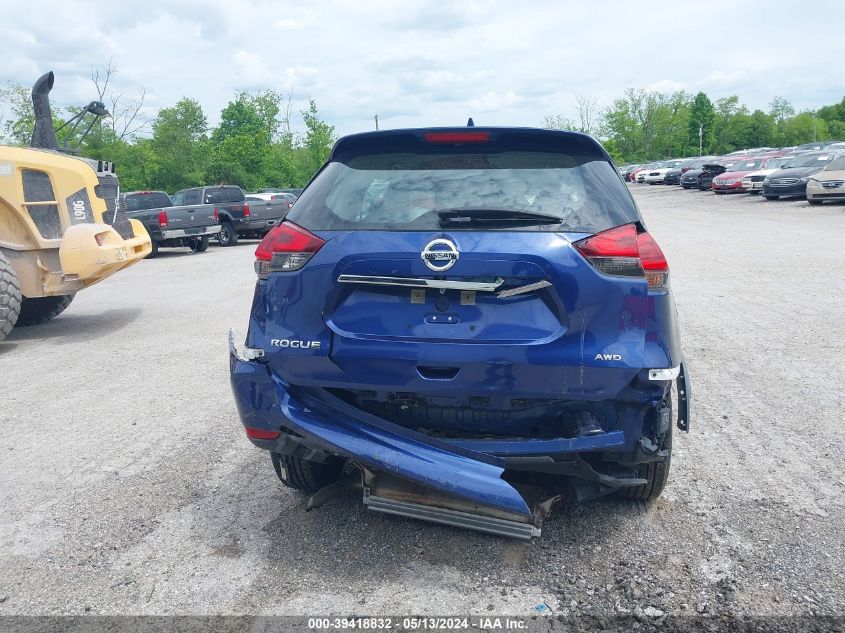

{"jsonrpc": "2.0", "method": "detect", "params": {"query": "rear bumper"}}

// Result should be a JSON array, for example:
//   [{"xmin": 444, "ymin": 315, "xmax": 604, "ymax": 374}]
[
  {"xmin": 229, "ymin": 333, "xmax": 689, "ymax": 509},
  {"xmin": 159, "ymin": 225, "xmax": 221, "ymax": 240}
]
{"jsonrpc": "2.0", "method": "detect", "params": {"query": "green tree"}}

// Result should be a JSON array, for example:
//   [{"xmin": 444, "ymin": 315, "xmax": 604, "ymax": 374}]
[
  {"xmin": 782, "ymin": 112, "xmax": 829, "ymax": 145},
  {"xmin": 747, "ymin": 109, "xmax": 776, "ymax": 147},
  {"xmin": 769, "ymin": 96, "xmax": 795, "ymax": 146},
  {"xmin": 207, "ymin": 90, "xmax": 287, "ymax": 189},
  {"xmin": 150, "ymin": 98, "xmax": 208, "ymax": 191},
  {"xmin": 0, "ymin": 81, "xmax": 64, "ymax": 146},
  {"xmin": 687, "ymin": 92, "xmax": 715, "ymax": 155},
  {"xmin": 541, "ymin": 114, "xmax": 576, "ymax": 131},
  {"xmin": 298, "ymin": 99, "xmax": 336, "ymax": 183}
]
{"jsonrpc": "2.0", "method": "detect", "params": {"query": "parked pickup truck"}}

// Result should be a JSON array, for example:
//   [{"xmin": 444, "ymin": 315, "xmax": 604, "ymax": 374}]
[
  {"xmin": 172, "ymin": 185, "xmax": 283, "ymax": 246},
  {"xmin": 245, "ymin": 193, "xmax": 294, "ymax": 220},
  {"xmin": 123, "ymin": 191, "xmax": 221, "ymax": 258}
]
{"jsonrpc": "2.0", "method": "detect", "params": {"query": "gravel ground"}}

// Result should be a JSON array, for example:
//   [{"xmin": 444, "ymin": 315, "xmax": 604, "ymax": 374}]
[{"xmin": 0, "ymin": 186, "xmax": 843, "ymax": 621}]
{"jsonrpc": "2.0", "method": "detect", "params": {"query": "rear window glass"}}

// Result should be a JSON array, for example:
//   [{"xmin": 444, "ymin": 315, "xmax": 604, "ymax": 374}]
[
  {"xmin": 126, "ymin": 192, "xmax": 172, "ymax": 211},
  {"xmin": 287, "ymin": 149, "xmax": 639, "ymax": 233},
  {"xmin": 204, "ymin": 187, "xmax": 244, "ymax": 203}
]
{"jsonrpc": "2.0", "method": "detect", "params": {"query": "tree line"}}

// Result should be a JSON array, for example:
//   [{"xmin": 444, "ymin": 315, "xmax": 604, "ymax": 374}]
[
  {"xmin": 544, "ymin": 90, "xmax": 845, "ymax": 164},
  {"xmin": 3, "ymin": 63, "xmax": 845, "ymax": 186},
  {"xmin": 0, "ymin": 62, "xmax": 336, "ymax": 193}
]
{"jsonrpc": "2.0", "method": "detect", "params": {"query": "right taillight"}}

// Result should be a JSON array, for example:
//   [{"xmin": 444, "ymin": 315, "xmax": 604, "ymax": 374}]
[
  {"xmin": 254, "ymin": 221, "xmax": 325, "ymax": 279},
  {"xmin": 574, "ymin": 223, "xmax": 669, "ymax": 290}
]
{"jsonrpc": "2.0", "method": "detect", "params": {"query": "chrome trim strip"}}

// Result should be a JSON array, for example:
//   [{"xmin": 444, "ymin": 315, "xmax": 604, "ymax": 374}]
[
  {"xmin": 496, "ymin": 280, "xmax": 552, "ymax": 298},
  {"xmin": 161, "ymin": 225, "xmax": 222, "ymax": 239},
  {"xmin": 337, "ymin": 274, "xmax": 503, "ymax": 292}
]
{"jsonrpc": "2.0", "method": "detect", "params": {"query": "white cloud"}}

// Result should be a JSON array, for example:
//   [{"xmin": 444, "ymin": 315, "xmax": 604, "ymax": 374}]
[
  {"xmin": 1, "ymin": 0, "xmax": 844, "ymax": 137},
  {"xmin": 648, "ymin": 80, "xmax": 686, "ymax": 93}
]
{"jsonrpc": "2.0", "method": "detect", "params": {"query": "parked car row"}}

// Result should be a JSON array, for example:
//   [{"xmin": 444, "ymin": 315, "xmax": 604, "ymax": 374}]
[
  {"xmin": 620, "ymin": 140, "xmax": 845, "ymax": 203},
  {"xmin": 123, "ymin": 185, "xmax": 298, "ymax": 257}
]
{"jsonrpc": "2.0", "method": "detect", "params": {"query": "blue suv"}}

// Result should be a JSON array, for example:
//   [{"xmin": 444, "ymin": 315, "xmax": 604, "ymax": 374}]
[{"xmin": 229, "ymin": 127, "xmax": 690, "ymax": 539}]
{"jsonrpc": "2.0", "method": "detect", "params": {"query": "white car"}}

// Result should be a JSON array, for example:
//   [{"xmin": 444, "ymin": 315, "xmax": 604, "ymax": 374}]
[
  {"xmin": 642, "ymin": 160, "xmax": 687, "ymax": 184},
  {"xmin": 740, "ymin": 156, "xmax": 794, "ymax": 194}
]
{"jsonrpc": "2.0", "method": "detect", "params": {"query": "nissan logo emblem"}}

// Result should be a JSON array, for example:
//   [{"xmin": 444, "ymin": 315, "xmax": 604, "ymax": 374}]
[{"xmin": 421, "ymin": 238, "xmax": 459, "ymax": 272}]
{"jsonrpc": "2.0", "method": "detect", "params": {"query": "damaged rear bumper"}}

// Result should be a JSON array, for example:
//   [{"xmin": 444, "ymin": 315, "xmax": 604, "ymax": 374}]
[{"xmin": 229, "ymin": 334, "xmax": 688, "ymax": 538}]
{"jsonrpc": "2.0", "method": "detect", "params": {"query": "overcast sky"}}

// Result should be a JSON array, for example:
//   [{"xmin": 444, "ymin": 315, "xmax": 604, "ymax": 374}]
[{"xmin": 2, "ymin": 0, "xmax": 844, "ymax": 138}]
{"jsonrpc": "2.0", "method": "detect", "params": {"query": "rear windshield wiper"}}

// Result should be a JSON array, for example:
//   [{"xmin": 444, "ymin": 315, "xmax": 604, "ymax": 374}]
[{"xmin": 436, "ymin": 207, "xmax": 564, "ymax": 226}]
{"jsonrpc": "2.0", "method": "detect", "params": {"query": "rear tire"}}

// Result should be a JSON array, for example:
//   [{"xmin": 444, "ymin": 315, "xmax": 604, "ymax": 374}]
[
  {"xmin": 190, "ymin": 236, "xmax": 210, "ymax": 252},
  {"xmin": 764, "ymin": 195, "xmax": 779, "ymax": 201},
  {"xmin": 0, "ymin": 250, "xmax": 22, "ymax": 341},
  {"xmin": 622, "ymin": 395, "xmax": 673, "ymax": 502},
  {"xmin": 16, "ymin": 294, "xmax": 74, "ymax": 326},
  {"xmin": 808, "ymin": 199, "xmax": 822, "ymax": 206},
  {"xmin": 147, "ymin": 240, "xmax": 160, "ymax": 259},
  {"xmin": 218, "ymin": 222, "xmax": 238, "ymax": 247},
  {"xmin": 271, "ymin": 452, "xmax": 344, "ymax": 493}
]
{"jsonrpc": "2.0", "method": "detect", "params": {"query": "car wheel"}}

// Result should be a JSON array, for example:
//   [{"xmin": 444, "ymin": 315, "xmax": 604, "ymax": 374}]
[
  {"xmin": 808, "ymin": 199, "xmax": 823, "ymax": 206},
  {"xmin": 271, "ymin": 451, "xmax": 344, "ymax": 493},
  {"xmin": 0, "ymin": 250, "xmax": 22, "ymax": 341},
  {"xmin": 622, "ymin": 396, "xmax": 672, "ymax": 502},
  {"xmin": 16, "ymin": 294, "xmax": 75, "ymax": 327},
  {"xmin": 217, "ymin": 222, "xmax": 238, "ymax": 247},
  {"xmin": 764, "ymin": 195, "xmax": 779, "ymax": 201},
  {"xmin": 147, "ymin": 240, "xmax": 160, "ymax": 259},
  {"xmin": 190, "ymin": 236, "xmax": 210, "ymax": 252}
]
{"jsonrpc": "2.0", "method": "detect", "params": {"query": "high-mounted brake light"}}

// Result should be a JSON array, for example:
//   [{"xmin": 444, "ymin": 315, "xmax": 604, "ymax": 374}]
[
  {"xmin": 574, "ymin": 223, "xmax": 669, "ymax": 289},
  {"xmin": 243, "ymin": 203, "xmax": 251, "ymax": 218},
  {"xmin": 158, "ymin": 210, "xmax": 168, "ymax": 228},
  {"xmin": 424, "ymin": 131, "xmax": 490, "ymax": 144},
  {"xmin": 254, "ymin": 221, "xmax": 325, "ymax": 279}
]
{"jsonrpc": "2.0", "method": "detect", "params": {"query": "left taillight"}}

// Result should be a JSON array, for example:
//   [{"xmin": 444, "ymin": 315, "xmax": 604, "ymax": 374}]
[
  {"xmin": 573, "ymin": 223, "xmax": 669, "ymax": 290},
  {"xmin": 158, "ymin": 210, "xmax": 168, "ymax": 227},
  {"xmin": 254, "ymin": 221, "xmax": 325, "ymax": 280}
]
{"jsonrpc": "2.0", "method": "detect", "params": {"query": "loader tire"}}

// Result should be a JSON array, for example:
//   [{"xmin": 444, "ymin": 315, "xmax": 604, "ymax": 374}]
[
  {"xmin": 0, "ymin": 250, "xmax": 22, "ymax": 341},
  {"xmin": 147, "ymin": 240, "xmax": 160, "ymax": 259},
  {"xmin": 16, "ymin": 294, "xmax": 75, "ymax": 327},
  {"xmin": 622, "ymin": 396, "xmax": 673, "ymax": 502},
  {"xmin": 271, "ymin": 452, "xmax": 343, "ymax": 493}
]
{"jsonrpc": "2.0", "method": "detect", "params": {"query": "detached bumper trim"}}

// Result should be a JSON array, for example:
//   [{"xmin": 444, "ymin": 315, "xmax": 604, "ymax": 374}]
[{"xmin": 365, "ymin": 493, "xmax": 541, "ymax": 541}]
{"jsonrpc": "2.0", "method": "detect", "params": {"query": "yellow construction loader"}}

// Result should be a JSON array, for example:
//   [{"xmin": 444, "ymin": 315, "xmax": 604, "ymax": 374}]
[{"xmin": 0, "ymin": 72, "xmax": 151, "ymax": 341}]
